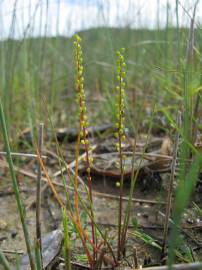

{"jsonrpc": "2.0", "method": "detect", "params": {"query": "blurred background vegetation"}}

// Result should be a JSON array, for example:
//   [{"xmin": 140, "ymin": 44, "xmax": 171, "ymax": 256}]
[{"xmin": 0, "ymin": 0, "xmax": 201, "ymax": 138}]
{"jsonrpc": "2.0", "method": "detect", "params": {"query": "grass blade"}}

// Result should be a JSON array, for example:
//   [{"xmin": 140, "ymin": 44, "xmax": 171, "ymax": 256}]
[
  {"xmin": 62, "ymin": 209, "xmax": 71, "ymax": 270},
  {"xmin": 168, "ymin": 153, "xmax": 202, "ymax": 267},
  {"xmin": 34, "ymin": 240, "xmax": 43, "ymax": 270},
  {"xmin": 0, "ymin": 249, "xmax": 11, "ymax": 270},
  {"xmin": 0, "ymin": 98, "xmax": 36, "ymax": 270}
]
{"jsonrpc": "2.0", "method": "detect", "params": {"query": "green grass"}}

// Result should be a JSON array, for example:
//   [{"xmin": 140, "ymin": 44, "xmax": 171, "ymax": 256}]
[
  {"xmin": 1, "ymin": 3, "xmax": 202, "ymax": 268},
  {"xmin": 0, "ymin": 26, "xmax": 201, "ymax": 137},
  {"xmin": 0, "ymin": 97, "xmax": 36, "ymax": 269},
  {"xmin": 0, "ymin": 249, "xmax": 11, "ymax": 270}
]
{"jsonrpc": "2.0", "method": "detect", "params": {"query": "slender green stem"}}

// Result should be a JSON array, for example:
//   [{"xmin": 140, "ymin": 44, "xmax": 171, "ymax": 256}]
[
  {"xmin": 0, "ymin": 99, "xmax": 36, "ymax": 270},
  {"xmin": 34, "ymin": 240, "xmax": 43, "ymax": 270},
  {"xmin": 0, "ymin": 249, "xmax": 11, "ymax": 270},
  {"xmin": 120, "ymin": 106, "xmax": 156, "ymax": 254},
  {"xmin": 36, "ymin": 123, "xmax": 44, "ymax": 254},
  {"xmin": 41, "ymin": 96, "xmax": 72, "ymax": 211},
  {"xmin": 36, "ymin": 123, "xmax": 44, "ymax": 267},
  {"xmin": 161, "ymin": 111, "xmax": 181, "ymax": 257},
  {"xmin": 62, "ymin": 209, "xmax": 71, "ymax": 270}
]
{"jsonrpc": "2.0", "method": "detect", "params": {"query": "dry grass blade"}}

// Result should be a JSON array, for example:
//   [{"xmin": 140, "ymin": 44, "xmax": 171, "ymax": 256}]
[
  {"xmin": 131, "ymin": 262, "xmax": 202, "ymax": 270},
  {"xmin": 185, "ymin": 0, "xmax": 199, "ymax": 64},
  {"xmin": 36, "ymin": 148, "xmax": 65, "ymax": 208},
  {"xmin": 0, "ymin": 151, "xmax": 47, "ymax": 159},
  {"xmin": 36, "ymin": 123, "xmax": 44, "ymax": 265},
  {"xmin": 0, "ymin": 99, "xmax": 36, "ymax": 270}
]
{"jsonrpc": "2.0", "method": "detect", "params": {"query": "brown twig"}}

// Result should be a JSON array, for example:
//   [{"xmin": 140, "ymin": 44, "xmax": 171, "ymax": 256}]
[
  {"xmin": 2, "ymin": 249, "xmax": 24, "ymax": 255},
  {"xmin": 133, "ymin": 246, "xmax": 138, "ymax": 269},
  {"xmin": 89, "ymin": 221, "xmax": 164, "ymax": 230},
  {"xmin": 185, "ymin": 0, "xmax": 199, "ymax": 65},
  {"xmin": 131, "ymin": 262, "xmax": 202, "ymax": 270},
  {"xmin": 0, "ymin": 151, "xmax": 47, "ymax": 159},
  {"xmin": 91, "ymin": 190, "xmax": 166, "ymax": 205}
]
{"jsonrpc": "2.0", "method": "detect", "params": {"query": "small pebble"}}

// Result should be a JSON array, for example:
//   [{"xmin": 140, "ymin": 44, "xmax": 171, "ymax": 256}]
[
  {"xmin": 196, "ymin": 218, "xmax": 200, "ymax": 224},
  {"xmin": 58, "ymin": 263, "xmax": 65, "ymax": 270}
]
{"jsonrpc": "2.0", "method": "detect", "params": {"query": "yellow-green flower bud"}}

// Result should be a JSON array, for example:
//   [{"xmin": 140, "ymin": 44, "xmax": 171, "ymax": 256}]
[{"xmin": 116, "ymin": 181, "xmax": 120, "ymax": 187}]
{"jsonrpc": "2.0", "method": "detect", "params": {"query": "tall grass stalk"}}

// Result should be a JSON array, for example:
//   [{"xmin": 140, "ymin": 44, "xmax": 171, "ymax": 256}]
[
  {"xmin": 0, "ymin": 249, "xmax": 11, "ymax": 270},
  {"xmin": 34, "ymin": 240, "xmax": 43, "ymax": 270},
  {"xmin": 15, "ymin": 254, "xmax": 20, "ymax": 270},
  {"xmin": 0, "ymin": 98, "xmax": 36, "ymax": 270},
  {"xmin": 168, "ymin": 153, "xmax": 202, "ymax": 267},
  {"xmin": 41, "ymin": 96, "xmax": 72, "ymax": 210},
  {"xmin": 168, "ymin": 12, "xmax": 201, "ymax": 263},
  {"xmin": 161, "ymin": 111, "xmax": 181, "ymax": 257},
  {"xmin": 62, "ymin": 209, "xmax": 71, "ymax": 270},
  {"xmin": 120, "ymin": 107, "xmax": 155, "ymax": 257},
  {"xmin": 175, "ymin": 0, "xmax": 180, "ymax": 68},
  {"xmin": 36, "ymin": 121, "xmax": 101, "ymax": 267},
  {"xmin": 3, "ymin": 0, "xmax": 18, "ymax": 125},
  {"xmin": 36, "ymin": 123, "xmax": 44, "ymax": 266},
  {"xmin": 37, "ymin": 150, "xmax": 94, "ymax": 265}
]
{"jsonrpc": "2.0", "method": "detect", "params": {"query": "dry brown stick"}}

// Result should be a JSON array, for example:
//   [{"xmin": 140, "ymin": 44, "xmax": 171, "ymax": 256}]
[
  {"xmin": 93, "ymin": 151, "xmax": 193, "ymax": 163},
  {"xmin": 70, "ymin": 261, "xmax": 91, "ymax": 269},
  {"xmin": 88, "ymin": 221, "xmax": 164, "ymax": 230},
  {"xmin": 185, "ymin": 0, "xmax": 198, "ymax": 65},
  {"xmin": 93, "ymin": 151, "xmax": 181, "ymax": 160},
  {"xmin": 0, "ymin": 151, "xmax": 46, "ymax": 159},
  {"xmin": 91, "ymin": 190, "xmax": 166, "ymax": 205},
  {"xmin": 131, "ymin": 262, "xmax": 202, "ymax": 270},
  {"xmin": 2, "ymin": 249, "xmax": 24, "ymax": 255},
  {"xmin": 59, "ymin": 188, "xmax": 166, "ymax": 205},
  {"xmin": 161, "ymin": 112, "xmax": 181, "ymax": 257},
  {"xmin": 92, "ymin": 151, "xmax": 173, "ymax": 160},
  {"xmin": 36, "ymin": 123, "xmax": 44, "ymax": 260},
  {"xmin": 183, "ymin": 224, "xmax": 202, "ymax": 230},
  {"xmin": 186, "ymin": 0, "xmax": 199, "ymax": 144},
  {"xmin": 133, "ymin": 246, "xmax": 138, "ymax": 269}
]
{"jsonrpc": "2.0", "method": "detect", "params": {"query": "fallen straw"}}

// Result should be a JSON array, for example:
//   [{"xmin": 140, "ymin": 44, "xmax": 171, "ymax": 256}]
[
  {"xmin": 0, "ymin": 151, "xmax": 46, "ymax": 159},
  {"xmin": 131, "ymin": 262, "xmax": 202, "ymax": 270}
]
